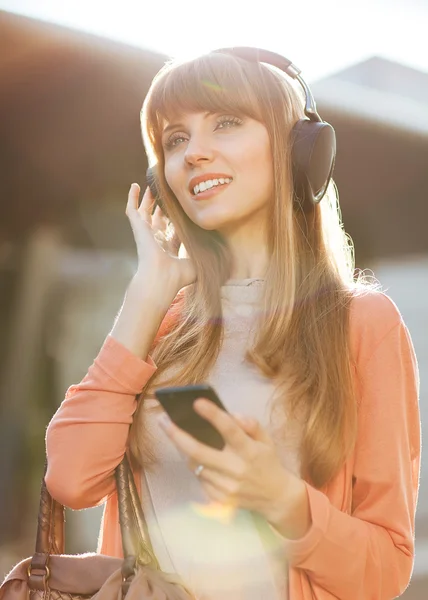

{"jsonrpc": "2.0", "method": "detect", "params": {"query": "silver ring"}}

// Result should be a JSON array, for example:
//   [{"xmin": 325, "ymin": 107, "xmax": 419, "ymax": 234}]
[{"xmin": 194, "ymin": 464, "xmax": 205, "ymax": 477}]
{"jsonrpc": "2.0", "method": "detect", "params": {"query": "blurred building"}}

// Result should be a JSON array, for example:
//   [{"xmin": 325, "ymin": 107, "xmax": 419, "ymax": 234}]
[{"xmin": 0, "ymin": 10, "xmax": 427, "ymax": 597}]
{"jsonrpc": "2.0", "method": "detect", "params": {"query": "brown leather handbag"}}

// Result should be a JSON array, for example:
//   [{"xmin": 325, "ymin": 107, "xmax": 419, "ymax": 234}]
[{"xmin": 0, "ymin": 456, "xmax": 195, "ymax": 599}]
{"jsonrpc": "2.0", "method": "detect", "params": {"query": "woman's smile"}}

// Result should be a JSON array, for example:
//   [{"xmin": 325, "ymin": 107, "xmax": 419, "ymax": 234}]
[
  {"xmin": 191, "ymin": 178, "xmax": 233, "ymax": 201},
  {"xmin": 192, "ymin": 182, "xmax": 231, "ymax": 201}
]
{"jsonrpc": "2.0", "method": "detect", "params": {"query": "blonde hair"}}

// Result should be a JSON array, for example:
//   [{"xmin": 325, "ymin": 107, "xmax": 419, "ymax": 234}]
[{"xmin": 131, "ymin": 51, "xmax": 373, "ymax": 488}]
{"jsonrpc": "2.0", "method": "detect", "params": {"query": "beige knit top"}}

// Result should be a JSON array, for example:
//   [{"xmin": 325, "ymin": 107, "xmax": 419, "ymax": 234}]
[{"xmin": 140, "ymin": 279, "xmax": 302, "ymax": 599}]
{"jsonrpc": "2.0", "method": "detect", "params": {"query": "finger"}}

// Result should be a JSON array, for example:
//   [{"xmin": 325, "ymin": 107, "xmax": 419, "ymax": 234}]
[
  {"xmin": 138, "ymin": 186, "xmax": 155, "ymax": 222},
  {"xmin": 152, "ymin": 205, "xmax": 168, "ymax": 232},
  {"xmin": 232, "ymin": 413, "xmax": 270, "ymax": 443},
  {"xmin": 188, "ymin": 448, "xmax": 243, "ymax": 480},
  {"xmin": 190, "ymin": 461, "xmax": 242, "ymax": 497},
  {"xmin": 193, "ymin": 399, "xmax": 250, "ymax": 452},
  {"xmin": 126, "ymin": 184, "xmax": 148, "ymax": 234},
  {"xmin": 126, "ymin": 183, "xmax": 141, "ymax": 213}
]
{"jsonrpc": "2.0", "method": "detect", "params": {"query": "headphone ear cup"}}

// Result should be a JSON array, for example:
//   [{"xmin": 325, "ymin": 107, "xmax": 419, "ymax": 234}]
[
  {"xmin": 146, "ymin": 166, "xmax": 169, "ymax": 218},
  {"xmin": 291, "ymin": 120, "xmax": 336, "ymax": 210}
]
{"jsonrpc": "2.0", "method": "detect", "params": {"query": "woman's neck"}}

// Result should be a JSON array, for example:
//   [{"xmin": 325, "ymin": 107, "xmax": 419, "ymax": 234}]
[{"xmin": 221, "ymin": 221, "xmax": 270, "ymax": 280}]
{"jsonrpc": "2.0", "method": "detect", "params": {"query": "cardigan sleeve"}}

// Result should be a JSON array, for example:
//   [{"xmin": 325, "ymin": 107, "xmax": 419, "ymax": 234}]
[
  {"xmin": 45, "ymin": 335, "xmax": 156, "ymax": 509},
  {"xmin": 45, "ymin": 291, "xmax": 184, "ymax": 509},
  {"xmin": 284, "ymin": 298, "xmax": 421, "ymax": 599}
]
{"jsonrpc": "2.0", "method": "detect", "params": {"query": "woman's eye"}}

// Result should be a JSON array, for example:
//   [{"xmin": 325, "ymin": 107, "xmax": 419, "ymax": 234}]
[
  {"xmin": 216, "ymin": 116, "xmax": 243, "ymax": 130},
  {"xmin": 165, "ymin": 134, "xmax": 187, "ymax": 149}
]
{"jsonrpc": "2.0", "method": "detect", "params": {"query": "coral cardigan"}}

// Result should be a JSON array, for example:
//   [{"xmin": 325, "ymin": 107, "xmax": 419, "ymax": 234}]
[{"xmin": 45, "ymin": 291, "xmax": 421, "ymax": 600}]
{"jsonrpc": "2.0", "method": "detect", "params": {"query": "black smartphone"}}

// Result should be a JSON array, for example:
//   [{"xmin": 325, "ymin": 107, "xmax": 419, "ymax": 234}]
[{"xmin": 154, "ymin": 384, "xmax": 227, "ymax": 450}]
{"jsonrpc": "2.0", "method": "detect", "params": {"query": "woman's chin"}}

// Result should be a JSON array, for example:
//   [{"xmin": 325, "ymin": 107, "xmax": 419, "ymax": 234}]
[{"xmin": 190, "ymin": 211, "xmax": 235, "ymax": 233}]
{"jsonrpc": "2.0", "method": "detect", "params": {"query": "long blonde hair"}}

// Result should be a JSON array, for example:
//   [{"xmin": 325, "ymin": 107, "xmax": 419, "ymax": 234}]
[{"xmin": 131, "ymin": 51, "xmax": 371, "ymax": 488}]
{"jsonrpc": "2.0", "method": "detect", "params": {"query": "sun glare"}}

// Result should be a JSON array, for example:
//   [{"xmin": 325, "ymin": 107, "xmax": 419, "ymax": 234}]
[{"xmin": 1, "ymin": 0, "xmax": 427, "ymax": 81}]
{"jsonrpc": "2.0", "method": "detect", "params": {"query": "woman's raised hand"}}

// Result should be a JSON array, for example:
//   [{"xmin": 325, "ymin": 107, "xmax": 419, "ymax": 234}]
[{"xmin": 126, "ymin": 183, "xmax": 196, "ymax": 291}]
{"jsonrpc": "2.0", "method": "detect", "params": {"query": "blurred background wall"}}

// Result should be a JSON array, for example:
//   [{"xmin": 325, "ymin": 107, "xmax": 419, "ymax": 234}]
[{"xmin": 0, "ymin": 7, "xmax": 427, "ymax": 598}]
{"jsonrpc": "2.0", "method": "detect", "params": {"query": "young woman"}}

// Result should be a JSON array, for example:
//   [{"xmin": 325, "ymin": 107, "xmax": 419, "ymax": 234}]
[{"xmin": 45, "ymin": 48, "xmax": 421, "ymax": 599}]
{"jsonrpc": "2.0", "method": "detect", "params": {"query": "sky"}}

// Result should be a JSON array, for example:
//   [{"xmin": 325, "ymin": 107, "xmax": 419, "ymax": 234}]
[{"xmin": 1, "ymin": 0, "xmax": 427, "ymax": 82}]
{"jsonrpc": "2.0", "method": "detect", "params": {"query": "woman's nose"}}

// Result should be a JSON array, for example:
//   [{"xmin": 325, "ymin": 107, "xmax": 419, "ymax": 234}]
[{"xmin": 184, "ymin": 135, "xmax": 214, "ymax": 166}]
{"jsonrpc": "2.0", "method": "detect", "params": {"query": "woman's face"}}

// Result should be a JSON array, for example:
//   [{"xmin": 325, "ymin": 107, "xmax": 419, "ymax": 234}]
[{"xmin": 162, "ymin": 111, "xmax": 273, "ymax": 234}]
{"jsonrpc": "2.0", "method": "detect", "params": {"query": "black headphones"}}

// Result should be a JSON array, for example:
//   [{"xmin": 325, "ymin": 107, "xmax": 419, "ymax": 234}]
[{"xmin": 146, "ymin": 46, "xmax": 336, "ymax": 213}]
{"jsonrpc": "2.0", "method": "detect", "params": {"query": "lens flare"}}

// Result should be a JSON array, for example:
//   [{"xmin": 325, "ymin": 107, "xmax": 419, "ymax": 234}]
[
  {"xmin": 201, "ymin": 79, "xmax": 223, "ymax": 92},
  {"xmin": 190, "ymin": 501, "xmax": 237, "ymax": 524}
]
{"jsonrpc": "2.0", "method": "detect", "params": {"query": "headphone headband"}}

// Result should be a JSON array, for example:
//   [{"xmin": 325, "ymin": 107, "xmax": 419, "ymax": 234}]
[{"xmin": 214, "ymin": 46, "xmax": 322, "ymax": 124}]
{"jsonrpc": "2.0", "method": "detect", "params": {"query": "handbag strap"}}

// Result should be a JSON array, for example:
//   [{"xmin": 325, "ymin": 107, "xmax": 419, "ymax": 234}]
[
  {"xmin": 28, "ymin": 468, "xmax": 66, "ymax": 591},
  {"xmin": 115, "ymin": 455, "xmax": 160, "ymax": 569},
  {"xmin": 35, "ymin": 462, "xmax": 65, "ymax": 555},
  {"xmin": 28, "ymin": 455, "xmax": 158, "ymax": 591}
]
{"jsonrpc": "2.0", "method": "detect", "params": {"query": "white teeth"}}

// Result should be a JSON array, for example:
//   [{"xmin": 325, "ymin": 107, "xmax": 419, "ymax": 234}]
[{"xmin": 192, "ymin": 177, "xmax": 232, "ymax": 196}]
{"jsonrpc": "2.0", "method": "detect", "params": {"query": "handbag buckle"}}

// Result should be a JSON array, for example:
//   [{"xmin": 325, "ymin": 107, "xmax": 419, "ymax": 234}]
[{"xmin": 27, "ymin": 563, "xmax": 50, "ymax": 592}]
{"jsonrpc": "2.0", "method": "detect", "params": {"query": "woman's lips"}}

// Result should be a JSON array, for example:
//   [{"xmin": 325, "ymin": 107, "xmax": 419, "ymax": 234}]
[{"xmin": 192, "ymin": 182, "xmax": 231, "ymax": 201}]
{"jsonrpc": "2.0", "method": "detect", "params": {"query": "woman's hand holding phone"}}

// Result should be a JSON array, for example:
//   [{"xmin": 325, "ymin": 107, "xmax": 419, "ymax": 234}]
[{"xmin": 157, "ymin": 390, "xmax": 311, "ymax": 539}]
